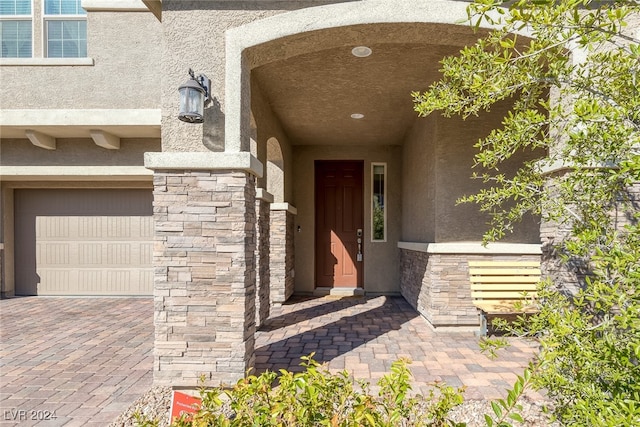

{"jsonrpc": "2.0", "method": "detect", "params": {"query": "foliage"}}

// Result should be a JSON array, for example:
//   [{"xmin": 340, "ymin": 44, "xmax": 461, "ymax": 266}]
[
  {"xmin": 373, "ymin": 195, "xmax": 385, "ymax": 240},
  {"xmin": 483, "ymin": 366, "xmax": 535, "ymax": 427},
  {"xmin": 414, "ymin": 0, "xmax": 640, "ymax": 425},
  {"xmin": 133, "ymin": 412, "xmax": 160, "ymax": 427},
  {"xmin": 158, "ymin": 355, "xmax": 465, "ymax": 427}
]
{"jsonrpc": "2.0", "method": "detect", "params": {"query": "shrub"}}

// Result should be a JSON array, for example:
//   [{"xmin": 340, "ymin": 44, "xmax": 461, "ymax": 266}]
[{"xmin": 167, "ymin": 355, "xmax": 465, "ymax": 427}]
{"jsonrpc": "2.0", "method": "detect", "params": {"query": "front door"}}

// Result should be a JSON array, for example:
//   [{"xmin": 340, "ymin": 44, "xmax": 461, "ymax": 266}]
[{"xmin": 315, "ymin": 161, "xmax": 364, "ymax": 288}]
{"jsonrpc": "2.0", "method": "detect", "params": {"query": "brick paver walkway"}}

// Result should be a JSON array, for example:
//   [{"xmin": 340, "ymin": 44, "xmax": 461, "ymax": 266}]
[
  {"xmin": 255, "ymin": 295, "xmax": 540, "ymax": 400},
  {"xmin": 1, "ymin": 294, "xmax": 540, "ymax": 426},
  {"xmin": 0, "ymin": 297, "xmax": 153, "ymax": 427}
]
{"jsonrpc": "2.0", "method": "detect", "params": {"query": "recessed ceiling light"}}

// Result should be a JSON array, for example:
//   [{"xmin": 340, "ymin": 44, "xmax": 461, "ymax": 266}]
[
  {"xmin": 351, "ymin": 113, "xmax": 365, "ymax": 119},
  {"xmin": 351, "ymin": 46, "xmax": 372, "ymax": 58}
]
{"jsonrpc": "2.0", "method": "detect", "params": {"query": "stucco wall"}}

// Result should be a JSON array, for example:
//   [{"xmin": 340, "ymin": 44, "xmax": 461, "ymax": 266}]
[
  {"xmin": 402, "ymin": 115, "xmax": 436, "ymax": 242},
  {"xmin": 292, "ymin": 145, "xmax": 402, "ymax": 294},
  {"xmin": 0, "ymin": 138, "xmax": 161, "ymax": 167},
  {"xmin": 401, "ymin": 104, "xmax": 541, "ymax": 244},
  {"xmin": 250, "ymin": 76, "xmax": 293, "ymax": 202},
  {"xmin": 161, "ymin": 1, "xmax": 295, "ymax": 152},
  {"xmin": 434, "ymin": 108, "xmax": 542, "ymax": 243},
  {"xmin": 0, "ymin": 10, "xmax": 161, "ymax": 110}
]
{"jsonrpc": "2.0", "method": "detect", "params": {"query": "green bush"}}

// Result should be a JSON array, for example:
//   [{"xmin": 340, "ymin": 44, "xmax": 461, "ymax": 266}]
[{"xmin": 165, "ymin": 355, "xmax": 466, "ymax": 427}]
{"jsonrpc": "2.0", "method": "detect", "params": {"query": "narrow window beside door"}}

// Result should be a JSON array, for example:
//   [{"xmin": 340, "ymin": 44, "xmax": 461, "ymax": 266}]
[{"xmin": 372, "ymin": 163, "xmax": 386, "ymax": 242}]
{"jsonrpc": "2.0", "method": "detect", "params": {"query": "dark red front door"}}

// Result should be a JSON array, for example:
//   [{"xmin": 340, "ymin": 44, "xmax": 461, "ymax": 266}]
[{"xmin": 315, "ymin": 161, "xmax": 364, "ymax": 288}]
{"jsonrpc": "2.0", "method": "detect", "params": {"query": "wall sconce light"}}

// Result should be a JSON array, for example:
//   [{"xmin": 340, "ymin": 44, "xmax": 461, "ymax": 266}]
[{"xmin": 178, "ymin": 68, "xmax": 211, "ymax": 123}]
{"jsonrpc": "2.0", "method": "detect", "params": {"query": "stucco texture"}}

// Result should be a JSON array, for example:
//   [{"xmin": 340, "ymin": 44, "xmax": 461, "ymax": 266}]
[
  {"xmin": 402, "ymin": 104, "xmax": 542, "ymax": 244},
  {"xmin": 0, "ymin": 138, "xmax": 160, "ymax": 167},
  {"xmin": 292, "ymin": 145, "xmax": 402, "ymax": 294},
  {"xmin": 0, "ymin": 10, "xmax": 161, "ymax": 110}
]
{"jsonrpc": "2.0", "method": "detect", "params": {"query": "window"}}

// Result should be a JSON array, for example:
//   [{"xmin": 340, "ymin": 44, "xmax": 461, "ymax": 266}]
[
  {"xmin": 44, "ymin": 0, "xmax": 85, "ymax": 58},
  {"xmin": 372, "ymin": 163, "xmax": 386, "ymax": 242},
  {"xmin": 0, "ymin": 0, "xmax": 32, "ymax": 58}
]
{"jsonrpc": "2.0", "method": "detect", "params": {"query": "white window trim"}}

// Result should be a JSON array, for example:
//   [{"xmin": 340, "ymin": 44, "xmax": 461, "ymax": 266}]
[
  {"xmin": 0, "ymin": 56, "xmax": 92, "ymax": 64},
  {"xmin": 0, "ymin": 0, "xmax": 34, "ymax": 59},
  {"xmin": 42, "ymin": 16, "xmax": 87, "ymax": 58},
  {"xmin": 371, "ymin": 162, "xmax": 387, "ymax": 242},
  {"xmin": 81, "ymin": 0, "xmax": 148, "ymax": 11},
  {"xmin": 42, "ymin": 0, "xmax": 86, "ymax": 58}
]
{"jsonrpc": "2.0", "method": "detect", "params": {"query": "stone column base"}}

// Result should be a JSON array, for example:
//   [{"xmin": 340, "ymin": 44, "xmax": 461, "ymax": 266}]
[
  {"xmin": 150, "ymin": 167, "xmax": 257, "ymax": 387},
  {"xmin": 270, "ymin": 204, "xmax": 296, "ymax": 304},
  {"xmin": 399, "ymin": 242, "xmax": 541, "ymax": 329}
]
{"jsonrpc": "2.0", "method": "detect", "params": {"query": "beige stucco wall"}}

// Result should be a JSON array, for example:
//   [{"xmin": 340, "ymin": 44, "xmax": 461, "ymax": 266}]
[
  {"xmin": 0, "ymin": 9, "xmax": 161, "ymax": 110},
  {"xmin": 401, "ymin": 104, "xmax": 542, "ymax": 244},
  {"xmin": 292, "ymin": 145, "xmax": 402, "ymax": 294},
  {"xmin": 250, "ymin": 76, "xmax": 293, "ymax": 202},
  {"xmin": 433, "ymin": 107, "xmax": 541, "ymax": 243},
  {"xmin": 402, "ymin": 115, "xmax": 437, "ymax": 242},
  {"xmin": 160, "ymin": 0, "xmax": 376, "ymax": 153},
  {"xmin": 160, "ymin": 1, "xmax": 296, "ymax": 152},
  {"xmin": 0, "ymin": 138, "xmax": 160, "ymax": 166}
]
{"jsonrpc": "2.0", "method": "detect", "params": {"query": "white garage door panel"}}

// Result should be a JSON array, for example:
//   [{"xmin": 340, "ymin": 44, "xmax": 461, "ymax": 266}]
[
  {"xmin": 14, "ymin": 189, "xmax": 154, "ymax": 296},
  {"xmin": 35, "ymin": 216, "xmax": 153, "ymax": 295}
]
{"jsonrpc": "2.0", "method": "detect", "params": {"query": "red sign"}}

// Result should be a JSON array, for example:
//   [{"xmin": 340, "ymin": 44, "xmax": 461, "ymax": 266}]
[{"xmin": 170, "ymin": 391, "xmax": 202, "ymax": 423}]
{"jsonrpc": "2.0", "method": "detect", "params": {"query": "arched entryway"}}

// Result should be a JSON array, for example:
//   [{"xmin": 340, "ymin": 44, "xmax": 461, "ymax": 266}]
[
  {"xmin": 149, "ymin": 0, "xmax": 542, "ymax": 388},
  {"xmin": 233, "ymin": 1, "xmax": 538, "ymax": 301}
]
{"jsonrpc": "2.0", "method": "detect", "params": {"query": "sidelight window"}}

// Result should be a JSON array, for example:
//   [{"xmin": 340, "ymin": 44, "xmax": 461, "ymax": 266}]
[{"xmin": 371, "ymin": 163, "xmax": 386, "ymax": 242}]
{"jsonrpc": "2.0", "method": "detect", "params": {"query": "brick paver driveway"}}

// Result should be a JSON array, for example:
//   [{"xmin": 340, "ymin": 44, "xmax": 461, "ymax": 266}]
[
  {"xmin": 0, "ymin": 297, "xmax": 153, "ymax": 426},
  {"xmin": 1, "ymin": 295, "xmax": 541, "ymax": 426},
  {"xmin": 256, "ymin": 295, "xmax": 540, "ymax": 400}
]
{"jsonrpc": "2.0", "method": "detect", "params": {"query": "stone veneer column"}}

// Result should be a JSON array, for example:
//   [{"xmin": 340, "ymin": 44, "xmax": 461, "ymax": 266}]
[
  {"xmin": 145, "ymin": 152, "xmax": 262, "ymax": 387},
  {"xmin": 398, "ymin": 242, "xmax": 541, "ymax": 329},
  {"xmin": 269, "ymin": 203, "xmax": 296, "ymax": 304},
  {"xmin": 255, "ymin": 189, "xmax": 273, "ymax": 328}
]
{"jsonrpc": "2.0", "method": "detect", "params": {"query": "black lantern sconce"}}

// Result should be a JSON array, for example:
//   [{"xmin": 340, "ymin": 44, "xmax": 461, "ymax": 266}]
[{"xmin": 178, "ymin": 69, "xmax": 211, "ymax": 123}]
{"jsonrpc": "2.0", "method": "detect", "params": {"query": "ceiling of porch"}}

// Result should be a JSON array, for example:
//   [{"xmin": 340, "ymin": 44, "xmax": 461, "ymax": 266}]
[{"xmin": 250, "ymin": 23, "xmax": 487, "ymax": 147}]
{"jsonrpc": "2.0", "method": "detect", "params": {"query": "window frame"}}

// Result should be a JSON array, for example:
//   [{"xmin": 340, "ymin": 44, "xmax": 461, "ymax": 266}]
[
  {"xmin": 0, "ymin": 0, "xmax": 33, "ymax": 58},
  {"xmin": 371, "ymin": 162, "xmax": 387, "ymax": 243},
  {"xmin": 42, "ymin": 0, "xmax": 86, "ymax": 58}
]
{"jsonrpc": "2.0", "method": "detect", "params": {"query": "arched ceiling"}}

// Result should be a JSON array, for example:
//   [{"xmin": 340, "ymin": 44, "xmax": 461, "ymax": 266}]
[{"xmin": 250, "ymin": 23, "xmax": 490, "ymax": 146}]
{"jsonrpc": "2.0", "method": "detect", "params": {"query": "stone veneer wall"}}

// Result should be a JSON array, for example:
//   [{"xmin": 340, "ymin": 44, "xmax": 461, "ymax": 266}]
[
  {"xmin": 269, "ymin": 209, "xmax": 295, "ymax": 304},
  {"xmin": 0, "ymin": 244, "xmax": 4, "ymax": 298},
  {"xmin": 152, "ymin": 170, "xmax": 256, "ymax": 386},
  {"xmin": 255, "ymin": 199, "xmax": 270, "ymax": 328},
  {"xmin": 400, "ymin": 248, "xmax": 541, "ymax": 328},
  {"xmin": 539, "ymin": 181, "xmax": 640, "ymax": 296}
]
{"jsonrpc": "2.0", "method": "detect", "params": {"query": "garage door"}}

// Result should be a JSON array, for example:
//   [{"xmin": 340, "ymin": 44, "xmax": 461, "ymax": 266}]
[{"xmin": 14, "ymin": 189, "xmax": 153, "ymax": 296}]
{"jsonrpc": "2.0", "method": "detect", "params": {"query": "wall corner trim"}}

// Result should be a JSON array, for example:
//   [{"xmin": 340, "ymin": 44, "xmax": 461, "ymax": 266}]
[
  {"xmin": 256, "ymin": 188, "xmax": 274, "ymax": 203},
  {"xmin": 82, "ymin": 0, "xmax": 149, "ymax": 11},
  {"xmin": 0, "ymin": 166, "xmax": 153, "ymax": 181},
  {"xmin": 0, "ymin": 58, "xmax": 94, "ymax": 66},
  {"xmin": 398, "ymin": 241, "xmax": 542, "ymax": 255},
  {"xmin": 144, "ymin": 151, "xmax": 263, "ymax": 178},
  {"xmin": 270, "ymin": 203, "xmax": 297, "ymax": 215}
]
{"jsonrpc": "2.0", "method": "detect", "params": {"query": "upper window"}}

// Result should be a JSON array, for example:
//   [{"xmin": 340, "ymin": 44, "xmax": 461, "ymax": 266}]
[
  {"xmin": 44, "ymin": 0, "xmax": 85, "ymax": 58},
  {"xmin": 0, "ymin": 0, "xmax": 32, "ymax": 58}
]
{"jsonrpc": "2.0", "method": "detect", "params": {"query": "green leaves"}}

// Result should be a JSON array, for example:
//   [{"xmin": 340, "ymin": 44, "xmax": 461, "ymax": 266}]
[
  {"xmin": 414, "ymin": 0, "xmax": 640, "ymax": 425},
  {"xmin": 157, "ymin": 355, "xmax": 466, "ymax": 426},
  {"xmin": 483, "ymin": 366, "xmax": 535, "ymax": 427}
]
